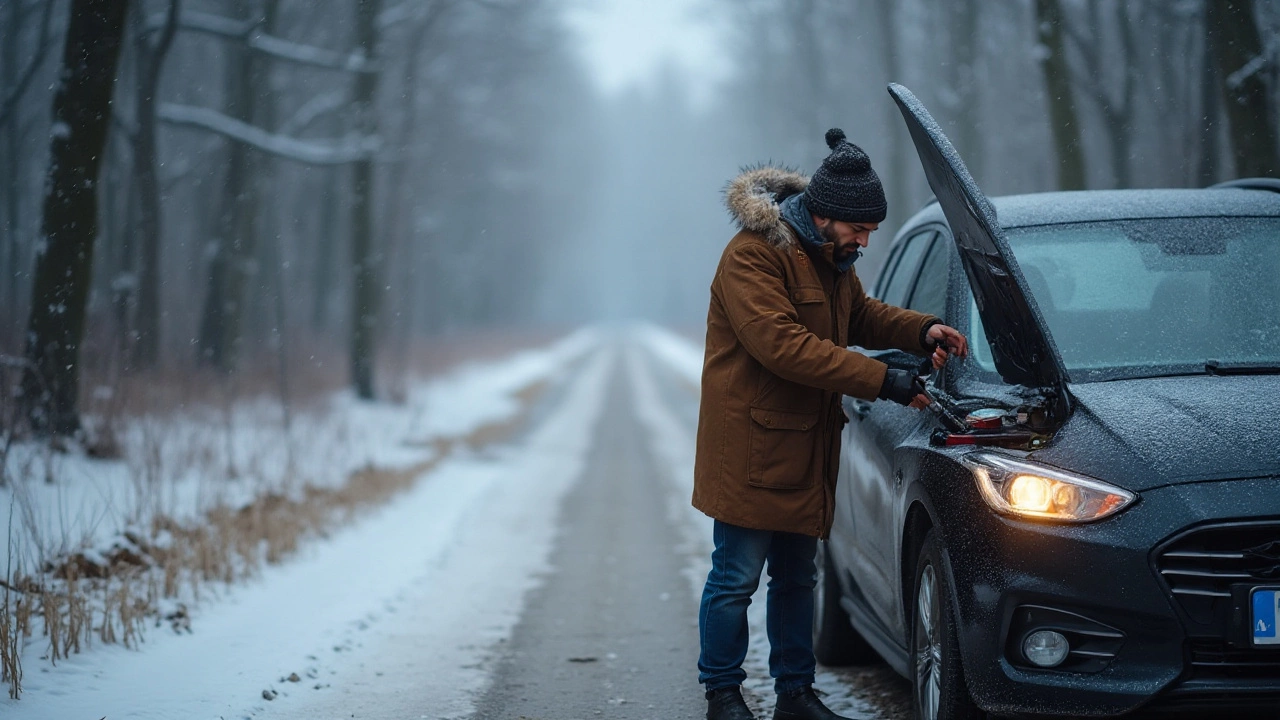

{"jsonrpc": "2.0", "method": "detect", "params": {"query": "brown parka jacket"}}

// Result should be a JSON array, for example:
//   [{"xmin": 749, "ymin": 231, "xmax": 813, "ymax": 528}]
[{"xmin": 692, "ymin": 167, "xmax": 939, "ymax": 538}]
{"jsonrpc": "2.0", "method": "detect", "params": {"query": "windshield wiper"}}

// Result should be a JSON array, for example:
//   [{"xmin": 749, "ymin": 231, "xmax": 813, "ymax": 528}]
[{"xmin": 1205, "ymin": 359, "xmax": 1280, "ymax": 375}]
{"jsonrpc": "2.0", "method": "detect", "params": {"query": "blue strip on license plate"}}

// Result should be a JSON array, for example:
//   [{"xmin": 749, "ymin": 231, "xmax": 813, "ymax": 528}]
[{"xmin": 1253, "ymin": 588, "xmax": 1280, "ymax": 646}]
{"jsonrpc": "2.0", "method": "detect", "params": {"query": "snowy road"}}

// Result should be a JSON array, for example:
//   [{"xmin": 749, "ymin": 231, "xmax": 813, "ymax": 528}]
[
  {"xmin": 6, "ymin": 329, "xmax": 914, "ymax": 719},
  {"xmin": 467, "ymin": 349, "xmax": 705, "ymax": 719},
  {"xmin": 264, "ymin": 329, "xmax": 911, "ymax": 720}
]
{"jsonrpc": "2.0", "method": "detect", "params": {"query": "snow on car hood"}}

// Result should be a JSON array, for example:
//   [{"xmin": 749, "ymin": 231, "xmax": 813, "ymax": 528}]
[
  {"xmin": 1026, "ymin": 374, "xmax": 1280, "ymax": 492},
  {"xmin": 888, "ymin": 83, "xmax": 1071, "ymax": 424}
]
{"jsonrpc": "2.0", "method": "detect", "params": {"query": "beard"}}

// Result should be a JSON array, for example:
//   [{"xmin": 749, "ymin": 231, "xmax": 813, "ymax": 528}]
[{"xmin": 821, "ymin": 223, "xmax": 862, "ymax": 264}]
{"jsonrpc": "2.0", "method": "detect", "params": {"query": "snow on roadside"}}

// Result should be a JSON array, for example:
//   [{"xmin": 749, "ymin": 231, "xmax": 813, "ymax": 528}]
[
  {"xmin": 623, "ymin": 330, "xmax": 710, "ymax": 601},
  {"xmin": 631, "ymin": 324, "xmax": 888, "ymax": 719},
  {"xmin": 1, "ymin": 329, "xmax": 597, "ymax": 575},
  {"xmin": 265, "ymin": 343, "xmax": 617, "ymax": 720},
  {"xmin": 2, "ymin": 341, "xmax": 616, "ymax": 719},
  {"xmin": 637, "ymin": 324, "xmax": 704, "ymax": 386}
]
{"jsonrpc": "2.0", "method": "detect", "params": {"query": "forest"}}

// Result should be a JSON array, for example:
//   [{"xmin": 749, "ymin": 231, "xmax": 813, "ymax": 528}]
[{"xmin": 0, "ymin": 0, "xmax": 1276, "ymax": 437}]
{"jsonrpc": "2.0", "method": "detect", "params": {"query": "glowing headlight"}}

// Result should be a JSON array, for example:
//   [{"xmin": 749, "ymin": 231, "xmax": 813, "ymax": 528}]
[{"xmin": 960, "ymin": 452, "xmax": 1136, "ymax": 523}]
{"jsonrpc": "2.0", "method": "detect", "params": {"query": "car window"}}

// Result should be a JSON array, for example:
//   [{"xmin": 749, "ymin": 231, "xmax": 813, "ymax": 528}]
[
  {"xmin": 873, "ymin": 242, "xmax": 904, "ymax": 299},
  {"xmin": 967, "ymin": 217, "xmax": 1280, "ymax": 381},
  {"xmin": 872, "ymin": 234, "xmax": 915, "ymax": 299},
  {"xmin": 906, "ymin": 236, "xmax": 950, "ymax": 318},
  {"xmin": 879, "ymin": 230, "xmax": 935, "ymax": 307}
]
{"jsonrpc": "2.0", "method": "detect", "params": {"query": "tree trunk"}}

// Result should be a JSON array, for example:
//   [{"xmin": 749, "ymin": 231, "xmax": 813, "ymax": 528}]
[
  {"xmin": 1106, "ymin": 1, "xmax": 1136, "ymax": 189},
  {"xmin": 946, "ymin": 0, "xmax": 982, "ymax": 181},
  {"xmin": 197, "ymin": 0, "xmax": 261, "ymax": 371},
  {"xmin": 349, "ymin": 0, "xmax": 381, "ymax": 400},
  {"xmin": 248, "ymin": 0, "xmax": 281, "ymax": 352},
  {"xmin": 312, "ymin": 167, "xmax": 341, "ymax": 333},
  {"xmin": 2, "ymin": 0, "xmax": 20, "ymax": 329},
  {"xmin": 385, "ymin": 24, "xmax": 430, "ymax": 386},
  {"xmin": 21, "ymin": 0, "xmax": 129, "ymax": 435},
  {"xmin": 876, "ymin": 0, "xmax": 909, "ymax": 230},
  {"xmin": 130, "ymin": 0, "xmax": 179, "ymax": 370},
  {"xmin": 1206, "ymin": 0, "xmax": 1278, "ymax": 178},
  {"xmin": 112, "ymin": 166, "xmax": 138, "ymax": 352},
  {"xmin": 789, "ymin": 0, "xmax": 827, "ymax": 144},
  {"xmin": 1197, "ymin": 17, "xmax": 1222, "ymax": 186},
  {"xmin": 1034, "ymin": 0, "xmax": 1087, "ymax": 190}
]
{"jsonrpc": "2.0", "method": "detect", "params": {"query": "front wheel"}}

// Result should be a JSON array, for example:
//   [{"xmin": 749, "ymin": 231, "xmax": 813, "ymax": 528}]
[{"xmin": 911, "ymin": 530, "xmax": 982, "ymax": 720}]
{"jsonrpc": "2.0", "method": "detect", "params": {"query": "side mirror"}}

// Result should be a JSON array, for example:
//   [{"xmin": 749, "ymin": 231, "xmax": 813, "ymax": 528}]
[{"xmin": 865, "ymin": 348, "xmax": 931, "ymax": 376}]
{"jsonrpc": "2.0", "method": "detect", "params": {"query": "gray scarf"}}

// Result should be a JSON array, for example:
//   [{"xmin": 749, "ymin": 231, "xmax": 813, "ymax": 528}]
[{"xmin": 779, "ymin": 193, "xmax": 859, "ymax": 272}]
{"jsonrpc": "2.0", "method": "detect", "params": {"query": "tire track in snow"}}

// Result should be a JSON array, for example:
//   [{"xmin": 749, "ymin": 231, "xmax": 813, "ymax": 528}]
[{"xmin": 261, "ymin": 343, "xmax": 618, "ymax": 720}]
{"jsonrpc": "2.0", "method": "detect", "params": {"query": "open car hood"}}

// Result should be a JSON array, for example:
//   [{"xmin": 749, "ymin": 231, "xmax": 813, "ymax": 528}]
[{"xmin": 888, "ymin": 83, "xmax": 1071, "ymax": 420}]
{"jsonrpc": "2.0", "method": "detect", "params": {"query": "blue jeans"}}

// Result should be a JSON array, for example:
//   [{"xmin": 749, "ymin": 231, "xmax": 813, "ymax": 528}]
[{"xmin": 698, "ymin": 519, "xmax": 818, "ymax": 694}]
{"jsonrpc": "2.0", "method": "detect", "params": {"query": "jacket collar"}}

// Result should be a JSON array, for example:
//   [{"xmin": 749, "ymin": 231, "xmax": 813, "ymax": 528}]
[{"xmin": 724, "ymin": 166, "xmax": 809, "ymax": 249}]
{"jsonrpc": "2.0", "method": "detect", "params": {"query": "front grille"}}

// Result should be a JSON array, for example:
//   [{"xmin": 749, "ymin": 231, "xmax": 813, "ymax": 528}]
[
  {"xmin": 1155, "ymin": 521, "xmax": 1280, "ymax": 626},
  {"xmin": 1187, "ymin": 638, "xmax": 1280, "ymax": 679},
  {"xmin": 1155, "ymin": 520, "xmax": 1280, "ymax": 680}
]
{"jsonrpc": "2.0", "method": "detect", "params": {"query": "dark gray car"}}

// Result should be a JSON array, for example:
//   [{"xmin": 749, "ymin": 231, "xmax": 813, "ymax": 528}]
[{"xmin": 815, "ymin": 84, "xmax": 1280, "ymax": 719}]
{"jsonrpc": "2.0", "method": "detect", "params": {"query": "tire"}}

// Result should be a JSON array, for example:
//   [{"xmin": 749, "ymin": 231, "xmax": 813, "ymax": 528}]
[
  {"xmin": 813, "ymin": 540, "xmax": 878, "ymax": 666},
  {"xmin": 911, "ymin": 530, "xmax": 983, "ymax": 720}
]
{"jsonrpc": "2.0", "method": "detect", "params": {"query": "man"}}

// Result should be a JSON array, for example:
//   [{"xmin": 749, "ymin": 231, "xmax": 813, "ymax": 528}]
[{"xmin": 693, "ymin": 129, "xmax": 969, "ymax": 720}]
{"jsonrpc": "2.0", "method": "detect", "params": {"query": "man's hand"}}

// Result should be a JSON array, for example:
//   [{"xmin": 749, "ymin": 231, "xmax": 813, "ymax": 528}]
[
  {"xmin": 926, "ymin": 323, "xmax": 969, "ymax": 370},
  {"xmin": 879, "ymin": 369, "xmax": 931, "ymax": 408}
]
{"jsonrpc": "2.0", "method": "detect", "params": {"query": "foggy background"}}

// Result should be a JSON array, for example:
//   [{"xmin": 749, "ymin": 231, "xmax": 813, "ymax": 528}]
[{"xmin": 2, "ymin": 0, "xmax": 1278, "ymax": 406}]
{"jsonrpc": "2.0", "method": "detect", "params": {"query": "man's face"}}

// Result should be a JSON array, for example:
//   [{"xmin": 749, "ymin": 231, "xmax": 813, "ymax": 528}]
[{"xmin": 814, "ymin": 216, "xmax": 879, "ymax": 263}]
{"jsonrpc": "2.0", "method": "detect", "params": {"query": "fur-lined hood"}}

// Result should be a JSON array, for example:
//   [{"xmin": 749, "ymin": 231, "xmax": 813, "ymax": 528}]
[{"xmin": 724, "ymin": 166, "xmax": 809, "ymax": 248}]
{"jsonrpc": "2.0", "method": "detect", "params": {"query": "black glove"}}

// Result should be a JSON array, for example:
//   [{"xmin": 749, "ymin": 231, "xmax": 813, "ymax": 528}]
[{"xmin": 878, "ymin": 369, "xmax": 926, "ymax": 406}]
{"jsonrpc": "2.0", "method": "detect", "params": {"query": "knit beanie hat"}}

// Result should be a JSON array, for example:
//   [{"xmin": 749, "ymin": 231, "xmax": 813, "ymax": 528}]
[{"xmin": 803, "ymin": 128, "xmax": 887, "ymax": 224}]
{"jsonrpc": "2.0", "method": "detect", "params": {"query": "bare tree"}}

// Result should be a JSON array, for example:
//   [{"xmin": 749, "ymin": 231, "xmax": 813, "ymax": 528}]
[
  {"xmin": 876, "ymin": 0, "xmax": 910, "ymax": 226},
  {"xmin": 350, "ymin": 0, "xmax": 383, "ymax": 400},
  {"xmin": 1061, "ymin": 1, "xmax": 1140, "ymax": 188},
  {"xmin": 128, "ymin": 0, "xmax": 181, "ymax": 369},
  {"xmin": 1198, "ymin": 8, "xmax": 1223, "ymax": 185},
  {"xmin": 1, "ymin": 0, "xmax": 55, "ymax": 328},
  {"xmin": 944, "ymin": 0, "xmax": 983, "ymax": 181},
  {"xmin": 1035, "ymin": 0, "xmax": 1087, "ymax": 190},
  {"xmin": 21, "ymin": 0, "xmax": 131, "ymax": 435},
  {"xmin": 783, "ymin": 0, "xmax": 828, "ymax": 143},
  {"xmin": 1207, "ymin": 0, "xmax": 1278, "ymax": 178},
  {"xmin": 182, "ymin": 0, "xmax": 370, "ymax": 371},
  {"xmin": 197, "ymin": 0, "xmax": 267, "ymax": 371}
]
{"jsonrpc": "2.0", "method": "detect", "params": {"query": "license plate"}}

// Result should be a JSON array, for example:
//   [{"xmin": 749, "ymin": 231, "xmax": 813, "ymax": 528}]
[{"xmin": 1252, "ymin": 588, "xmax": 1280, "ymax": 646}]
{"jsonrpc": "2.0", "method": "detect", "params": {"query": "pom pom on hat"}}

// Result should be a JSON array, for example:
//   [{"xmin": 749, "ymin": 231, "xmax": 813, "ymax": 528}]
[{"xmin": 805, "ymin": 128, "xmax": 887, "ymax": 224}]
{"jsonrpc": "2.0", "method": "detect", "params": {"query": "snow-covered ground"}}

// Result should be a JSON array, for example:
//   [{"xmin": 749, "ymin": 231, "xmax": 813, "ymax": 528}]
[
  {"xmin": 630, "ymin": 325, "xmax": 888, "ymax": 717},
  {"xmin": 1, "ymin": 329, "xmax": 604, "ymax": 717},
  {"xmin": 3, "ymin": 326, "xmax": 901, "ymax": 718},
  {"xmin": 2, "ymin": 330, "xmax": 597, "ymax": 576}
]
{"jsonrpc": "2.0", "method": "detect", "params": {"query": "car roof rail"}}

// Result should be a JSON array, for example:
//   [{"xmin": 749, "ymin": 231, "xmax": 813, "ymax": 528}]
[{"xmin": 1210, "ymin": 178, "xmax": 1280, "ymax": 193}]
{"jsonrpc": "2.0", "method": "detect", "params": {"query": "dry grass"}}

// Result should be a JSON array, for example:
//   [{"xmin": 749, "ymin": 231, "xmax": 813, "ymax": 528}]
[
  {"xmin": 70, "ymin": 327, "xmax": 565, "ymax": 426},
  {"xmin": 0, "ymin": 361, "xmax": 554, "ymax": 700}
]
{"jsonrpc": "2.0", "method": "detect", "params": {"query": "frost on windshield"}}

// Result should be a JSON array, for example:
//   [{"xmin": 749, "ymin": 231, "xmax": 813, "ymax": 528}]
[{"xmin": 972, "ymin": 217, "xmax": 1280, "ymax": 381}]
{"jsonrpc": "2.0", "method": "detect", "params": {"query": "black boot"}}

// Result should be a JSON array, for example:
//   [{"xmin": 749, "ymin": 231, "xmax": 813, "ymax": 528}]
[
  {"xmin": 773, "ymin": 685, "xmax": 852, "ymax": 720},
  {"xmin": 706, "ymin": 685, "xmax": 756, "ymax": 720}
]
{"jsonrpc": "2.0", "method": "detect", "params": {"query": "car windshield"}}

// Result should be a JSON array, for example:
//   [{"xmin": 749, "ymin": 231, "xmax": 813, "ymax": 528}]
[{"xmin": 969, "ymin": 216, "xmax": 1280, "ymax": 382}]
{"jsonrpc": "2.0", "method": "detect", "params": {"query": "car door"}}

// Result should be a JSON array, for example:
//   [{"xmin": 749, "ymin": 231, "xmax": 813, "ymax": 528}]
[
  {"xmin": 842, "ymin": 233, "xmax": 951, "ymax": 635},
  {"xmin": 837, "ymin": 228, "xmax": 937, "ymax": 634}
]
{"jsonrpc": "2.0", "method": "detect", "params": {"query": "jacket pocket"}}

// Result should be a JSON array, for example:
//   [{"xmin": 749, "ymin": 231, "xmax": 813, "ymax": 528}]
[
  {"xmin": 790, "ymin": 286, "xmax": 831, "ymax": 338},
  {"xmin": 791, "ymin": 286, "xmax": 826, "ymax": 305},
  {"xmin": 747, "ymin": 407, "xmax": 820, "ymax": 490}
]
